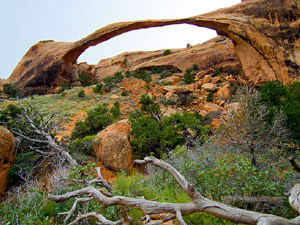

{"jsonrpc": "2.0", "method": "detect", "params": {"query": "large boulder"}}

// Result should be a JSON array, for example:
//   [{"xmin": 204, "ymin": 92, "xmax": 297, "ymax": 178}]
[
  {"xmin": 0, "ymin": 126, "xmax": 17, "ymax": 194},
  {"xmin": 93, "ymin": 120, "xmax": 133, "ymax": 172},
  {"xmin": 8, "ymin": 0, "xmax": 300, "ymax": 95}
]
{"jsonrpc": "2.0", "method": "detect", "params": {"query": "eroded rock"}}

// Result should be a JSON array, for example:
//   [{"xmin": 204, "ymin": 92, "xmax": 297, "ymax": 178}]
[
  {"xmin": 0, "ymin": 126, "xmax": 17, "ymax": 194},
  {"xmin": 7, "ymin": 0, "xmax": 300, "ymax": 94},
  {"xmin": 93, "ymin": 120, "xmax": 133, "ymax": 172}
]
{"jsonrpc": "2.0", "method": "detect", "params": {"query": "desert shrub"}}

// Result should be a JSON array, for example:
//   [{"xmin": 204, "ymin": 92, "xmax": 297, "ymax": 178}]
[
  {"xmin": 129, "ymin": 95, "xmax": 207, "ymax": 158},
  {"xmin": 69, "ymin": 135, "xmax": 95, "ymax": 163},
  {"xmin": 186, "ymin": 43, "xmax": 192, "ymax": 48},
  {"xmin": 56, "ymin": 82, "xmax": 71, "ymax": 94},
  {"xmin": 166, "ymin": 98, "xmax": 177, "ymax": 105},
  {"xmin": 71, "ymin": 104, "xmax": 113, "ymax": 139},
  {"xmin": 77, "ymin": 89, "xmax": 85, "ymax": 98},
  {"xmin": 110, "ymin": 101, "xmax": 121, "ymax": 119},
  {"xmin": 192, "ymin": 64, "xmax": 199, "ymax": 71},
  {"xmin": 163, "ymin": 49, "xmax": 172, "ymax": 56},
  {"xmin": 3, "ymin": 83, "xmax": 22, "ymax": 98},
  {"xmin": 159, "ymin": 70, "xmax": 172, "ymax": 79},
  {"xmin": 93, "ymin": 83, "xmax": 103, "ymax": 94},
  {"xmin": 101, "ymin": 72, "xmax": 124, "ymax": 93},
  {"xmin": 159, "ymin": 97, "xmax": 167, "ymax": 105},
  {"xmin": 151, "ymin": 66, "xmax": 165, "ymax": 74},
  {"xmin": 183, "ymin": 70, "xmax": 195, "ymax": 84},
  {"xmin": 206, "ymin": 92, "xmax": 214, "ymax": 102},
  {"xmin": 160, "ymin": 80, "xmax": 172, "ymax": 86},
  {"xmin": 121, "ymin": 90, "xmax": 129, "ymax": 96},
  {"xmin": 177, "ymin": 92, "xmax": 195, "ymax": 105},
  {"xmin": 78, "ymin": 73, "xmax": 91, "ymax": 87}
]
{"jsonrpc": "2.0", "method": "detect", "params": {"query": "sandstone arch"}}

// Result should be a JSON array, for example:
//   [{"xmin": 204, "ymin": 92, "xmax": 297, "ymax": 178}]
[{"xmin": 8, "ymin": 0, "xmax": 300, "ymax": 95}]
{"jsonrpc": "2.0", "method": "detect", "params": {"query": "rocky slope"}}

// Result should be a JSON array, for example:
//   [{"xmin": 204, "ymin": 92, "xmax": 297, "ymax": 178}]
[
  {"xmin": 6, "ymin": 0, "xmax": 300, "ymax": 95},
  {"xmin": 93, "ymin": 36, "xmax": 241, "ymax": 82}
]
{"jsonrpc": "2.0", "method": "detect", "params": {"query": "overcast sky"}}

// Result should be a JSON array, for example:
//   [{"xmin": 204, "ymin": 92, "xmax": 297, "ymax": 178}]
[{"xmin": 0, "ymin": 0, "xmax": 241, "ymax": 79}]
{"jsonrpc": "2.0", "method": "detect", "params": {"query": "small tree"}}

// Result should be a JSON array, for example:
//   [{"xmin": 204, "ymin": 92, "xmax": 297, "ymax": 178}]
[
  {"xmin": 218, "ymin": 88, "xmax": 289, "ymax": 168},
  {"xmin": 110, "ymin": 101, "xmax": 121, "ymax": 119}
]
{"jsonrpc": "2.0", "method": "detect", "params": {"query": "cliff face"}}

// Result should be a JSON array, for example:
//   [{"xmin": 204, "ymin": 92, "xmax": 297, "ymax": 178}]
[
  {"xmin": 7, "ymin": 0, "xmax": 300, "ymax": 94},
  {"xmin": 93, "ymin": 36, "xmax": 241, "ymax": 82}
]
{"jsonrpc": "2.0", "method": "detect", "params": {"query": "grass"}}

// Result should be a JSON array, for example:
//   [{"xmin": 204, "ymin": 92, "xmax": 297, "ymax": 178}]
[{"xmin": 0, "ymin": 87, "xmax": 131, "ymax": 126}]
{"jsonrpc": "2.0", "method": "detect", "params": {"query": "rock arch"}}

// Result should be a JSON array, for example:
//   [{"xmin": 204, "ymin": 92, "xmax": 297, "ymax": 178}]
[{"xmin": 8, "ymin": 0, "xmax": 300, "ymax": 94}]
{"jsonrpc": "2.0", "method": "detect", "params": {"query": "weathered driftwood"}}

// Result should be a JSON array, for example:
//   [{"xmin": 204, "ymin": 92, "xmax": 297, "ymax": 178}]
[
  {"xmin": 9, "ymin": 105, "xmax": 78, "ymax": 167},
  {"xmin": 49, "ymin": 157, "xmax": 300, "ymax": 225}
]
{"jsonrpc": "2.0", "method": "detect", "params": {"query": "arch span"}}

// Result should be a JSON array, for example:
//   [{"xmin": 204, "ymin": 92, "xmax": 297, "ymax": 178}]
[{"xmin": 8, "ymin": 0, "xmax": 300, "ymax": 95}]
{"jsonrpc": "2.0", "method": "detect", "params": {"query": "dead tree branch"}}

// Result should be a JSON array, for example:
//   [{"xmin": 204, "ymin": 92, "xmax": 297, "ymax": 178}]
[
  {"xmin": 49, "ymin": 157, "xmax": 300, "ymax": 225},
  {"xmin": 6, "ymin": 105, "xmax": 78, "ymax": 168}
]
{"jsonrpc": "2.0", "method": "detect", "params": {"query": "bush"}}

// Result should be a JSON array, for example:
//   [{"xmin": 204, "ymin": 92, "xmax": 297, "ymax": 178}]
[
  {"xmin": 206, "ymin": 92, "xmax": 214, "ymax": 102},
  {"xmin": 93, "ymin": 83, "xmax": 103, "ymax": 94},
  {"xmin": 163, "ymin": 49, "xmax": 172, "ymax": 56},
  {"xmin": 121, "ymin": 90, "xmax": 129, "ymax": 96},
  {"xmin": 77, "ymin": 89, "xmax": 85, "ymax": 98},
  {"xmin": 183, "ymin": 70, "xmax": 195, "ymax": 84},
  {"xmin": 159, "ymin": 70, "xmax": 172, "ymax": 79},
  {"xmin": 3, "ymin": 83, "xmax": 22, "ymax": 98},
  {"xmin": 151, "ymin": 66, "xmax": 165, "ymax": 74},
  {"xmin": 129, "ymin": 95, "xmax": 207, "ymax": 158},
  {"xmin": 192, "ymin": 64, "xmax": 199, "ymax": 71},
  {"xmin": 56, "ymin": 83, "xmax": 71, "ymax": 94},
  {"xmin": 71, "ymin": 104, "xmax": 113, "ymax": 139},
  {"xmin": 110, "ymin": 101, "xmax": 121, "ymax": 119},
  {"xmin": 78, "ymin": 73, "xmax": 91, "ymax": 87},
  {"xmin": 69, "ymin": 135, "xmax": 95, "ymax": 163}
]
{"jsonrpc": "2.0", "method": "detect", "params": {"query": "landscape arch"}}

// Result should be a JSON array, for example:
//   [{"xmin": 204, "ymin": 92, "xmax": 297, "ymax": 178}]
[{"xmin": 8, "ymin": 0, "xmax": 299, "ymax": 95}]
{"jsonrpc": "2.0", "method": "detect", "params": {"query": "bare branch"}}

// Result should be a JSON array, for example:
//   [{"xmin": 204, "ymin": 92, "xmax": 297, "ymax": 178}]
[
  {"xmin": 68, "ymin": 212, "xmax": 123, "ymax": 225},
  {"xmin": 49, "ymin": 157, "xmax": 300, "ymax": 225}
]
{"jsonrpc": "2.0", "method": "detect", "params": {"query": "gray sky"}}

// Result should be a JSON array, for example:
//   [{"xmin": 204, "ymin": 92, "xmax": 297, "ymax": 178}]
[{"xmin": 0, "ymin": 0, "xmax": 240, "ymax": 79}]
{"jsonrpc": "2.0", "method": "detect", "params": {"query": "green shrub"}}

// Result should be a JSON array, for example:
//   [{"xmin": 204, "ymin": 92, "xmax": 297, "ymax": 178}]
[
  {"xmin": 151, "ymin": 66, "xmax": 165, "ymax": 74},
  {"xmin": 206, "ymin": 92, "xmax": 214, "ymax": 102},
  {"xmin": 56, "ymin": 83, "xmax": 71, "ymax": 94},
  {"xmin": 77, "ymin": 89, "xmax": 85, "ymax": 98},
  {"xmin": 93, "ymin": 83, "xmax": 103, "ymax": 94},
  {"xmin": 129, "ymin": 95, "xmax": 207, "ymax": 158},
  {"xmin": 78, "ymin": 73, "xmax": 91, "ymax": 87},
  {"xmin": 110, "ymin": 101, "xmax": 121, "ymax": 119},
  {"xmin": 192, "ymin": 64, "xmax": 199, "ymax": 71},
  {"xmin": 69, "ymin": 135, "xmax": 95, "ymax": 163},
  {"xmin": 71, "ymin": 104, "xmax": 113, "ymax": 139},
  {"xmin": 166, "ymin": 98, "xmax": 177, "ymax": 105},
  {"xmin": 3, "ymin": 83, "xmax": 22, "ymax": 98},
  {"xmin": 159, "ymin": 70, "xmax": 172, "ymax": 79},
  {"xmin": 121, "ymin": 90, "xmax": 130, "ymax": 96},
  {"xmin": 183, "ymin": 71, "xmax": 195, "ymax": 84},
  {"xmin": 163, "ymin": 49, "xmax": 172, "ymax": 56},
  {"xmin": 160, "ymin": 81, "xmax": 172, "ymax": 86}
]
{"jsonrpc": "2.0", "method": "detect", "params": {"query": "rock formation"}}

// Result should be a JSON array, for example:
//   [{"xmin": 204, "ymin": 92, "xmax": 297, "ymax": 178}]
[
  {"xmin": 0, "ymin": 126, "xmax": 17, "ymax": 194},
  {"xmin": 7, "ymin": 0, "xmax": 300, "ymax": 95},
  {"xmin": 93, "ymin": 36, "xmax": 241, "ymax": 82},
  {"xmin": 93, "ymin": 120, "xmax": 133, "ymax": 172}
]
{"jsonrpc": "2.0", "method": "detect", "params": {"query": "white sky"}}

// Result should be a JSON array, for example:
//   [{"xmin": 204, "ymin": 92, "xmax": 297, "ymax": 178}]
[{"xmin": 0, "ymin": 0, "xmax": 241, "ymax": 79}]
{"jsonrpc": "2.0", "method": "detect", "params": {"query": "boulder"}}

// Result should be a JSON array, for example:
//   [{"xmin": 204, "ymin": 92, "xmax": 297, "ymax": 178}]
[
  {"xmin": 202, "ymin": 83, "xmax": 217, "ymax": 92},
  {"xmin": 93, "ymin": 120, "xmax": 133, "ymax": 172},
  {"xmin": 202, "ymin": 75, "xmax": 212, "ymax": 84},
  {"xmin": 204, "ymin": 102, "xmax": 223, "ymax": 113},
  {"xmin": 216, "ymin": 84, "xmax": 231, "ymax": 99},
  {"xmin": 0, "ymin": 126, "xmax": 17, "ymax": 193}
]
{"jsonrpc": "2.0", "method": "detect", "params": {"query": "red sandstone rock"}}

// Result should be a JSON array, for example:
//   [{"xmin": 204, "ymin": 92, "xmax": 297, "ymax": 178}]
[
  {"xmin": 93, "ymin": 120, "xmax": 133, "ymax": 172},
  {"xmin": 0, "ymin": 126, "xmax": 17, "ymax": 194},
  {"xmin": 7, "ymin": 0, "xmax": 299, "ymax": 95}
]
